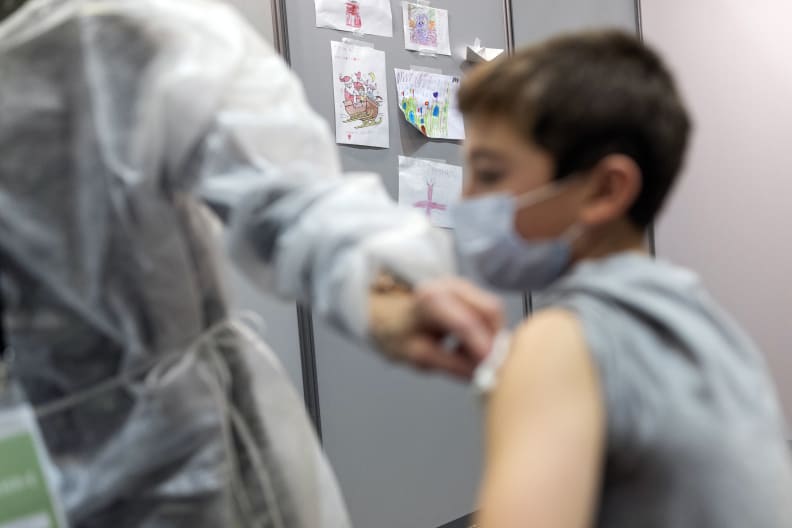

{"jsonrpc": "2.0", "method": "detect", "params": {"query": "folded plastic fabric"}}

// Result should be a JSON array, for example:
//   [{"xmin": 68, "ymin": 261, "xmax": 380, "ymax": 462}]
[{"xmin": 0, "ymin": 0, "xmax": 454, "ymax": 525}]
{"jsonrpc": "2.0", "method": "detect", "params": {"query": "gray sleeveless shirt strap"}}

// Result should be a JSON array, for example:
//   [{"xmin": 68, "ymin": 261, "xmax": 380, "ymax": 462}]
[{"xmin": 535, "ymin": 253, "xmax": 792, "ymax": 528}]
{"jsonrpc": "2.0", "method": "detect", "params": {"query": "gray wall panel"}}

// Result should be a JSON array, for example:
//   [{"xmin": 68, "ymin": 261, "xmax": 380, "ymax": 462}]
[
  {"xmin": 224, "ymin": 247, "xmax": 305, "ymax": 396},
  {"xmin": 231, "ymin": 278, "xmax": 305, "ymax": 396},
  {"xmin": 512, "ymin": 0, "xmax": 636, "ymax": 46}
]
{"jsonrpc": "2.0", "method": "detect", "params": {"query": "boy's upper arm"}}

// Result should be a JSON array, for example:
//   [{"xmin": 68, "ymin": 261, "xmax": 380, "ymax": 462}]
[{"xmin": 477, "ymin": 309, "xmax": 606, "ymax": 528}]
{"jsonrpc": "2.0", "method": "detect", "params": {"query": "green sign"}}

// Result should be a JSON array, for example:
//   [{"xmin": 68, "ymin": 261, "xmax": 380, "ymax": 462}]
[{"xmin": 0, "ymin": 409, "xmax": 66, "ymax": 528}]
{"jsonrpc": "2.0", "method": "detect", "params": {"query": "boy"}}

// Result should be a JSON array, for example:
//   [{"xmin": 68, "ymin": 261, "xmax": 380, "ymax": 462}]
[{"xmin": 453, "ymin": 31, "xmax": 792, "ymax": 527}]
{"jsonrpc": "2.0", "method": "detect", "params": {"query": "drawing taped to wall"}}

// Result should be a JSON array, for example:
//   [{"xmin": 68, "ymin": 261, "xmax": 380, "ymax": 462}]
[
  {"xmin": 332, "ymin": 41, "xmax": 389, "ymax": 148},
  {"xmin": 315, "ymin": 0, "xmax": 393, "ymax": 37},
  {"xmin": 339, "ymin": 71, "xmax": 383, "ymax": 128},
  {"xmin": 398, "ymin": 156, "xmax": 463, "ymax": 228},
  {"xmin": 345, "ymin": 1, "xmax": 362, "ymax": 28},
  {"xmin": 402, "ymin": 2, "xmax": 451, "ymax": 56},
  {"xmin": 394, "ymin": 68, "xmax": 464, "ymax": 140},
  {"xmin": 407, "ymin": 4, "xmax": 436, "ymax": 47}
]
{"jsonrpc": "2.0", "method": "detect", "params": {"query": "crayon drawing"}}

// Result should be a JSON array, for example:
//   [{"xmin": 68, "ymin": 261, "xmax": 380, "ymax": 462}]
[
  {"xmin": 332, "ymin": 42, "xmax": 389, "ymax": 148},
  {"xmin": 413, "ymin": 177, "xmax": 447, "ymax": 217},
  {"xmin": 407, "ymin": 4, "xmax": 437, "ymax": 47},
  {"xmin": 345, "ymin": 1, "xmax": 362, "ymax": 28},
  {"xmin": 400, "ymin": 88, "xmax": 448, "ymax": 138},
  {"xmin": 402, "ymin": 2, "xmax": 451, "ymax": 56},
  {"xmin": 398, "ymin": 156, "xmax": 463, "ymax": 228},
  {"xmin": 394, "ymin": 68, "xmax": 465, "ymax": 140},
  {"xmin": 338, "ymin": 71, "xmax": 383, "ymax": 129},
  {"xmin": 315, "ymin": 0, "xmax": 393, "ymax": 37}
]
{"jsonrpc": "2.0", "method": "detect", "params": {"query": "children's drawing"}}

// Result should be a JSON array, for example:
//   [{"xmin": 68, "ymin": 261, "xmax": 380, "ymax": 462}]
[
  {"xmin": 407, "ymin": 4, "xmax": 437, "ymax": 47},
  {"xmin": 315, "ymin": 0, "xmax": 393, "ymax": 37},
  {"xmin": 394, "ymin": 68, "xmax": 465, "ymax": 140},
  {"xmin": 402, "ymin": 2, "xmax": 451, "ymax": 56},
  {"xmin": 332, "ymin": 42, "xmax": 389, "ymax": 148},
  {"xmin": 339, "ymin": 71, "xmax": 383, "ymax": 129},
  {"xmin": 414, "ymin": 177, "xmax": 447, "ymax": 216},
  {"xmin": 345, "ymin": 1, "xmax": 362, "ymax": 28},
  {"xmin": 399, "ymin": 156, "xmax": 463, "ymax": 228}
]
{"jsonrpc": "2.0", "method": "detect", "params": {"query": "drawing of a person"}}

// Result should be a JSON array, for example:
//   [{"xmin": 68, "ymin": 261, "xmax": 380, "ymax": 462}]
[
  {"xmin": 353, "ymin": 72, "xmax": 366, "ymax": 103},
  {"xmin": 365, "ymin": 72, "xmax": 378, "ymax": 100},
  {"xmin": 353, "ymin": 81, "xmax": 366, "ymax": 103},
  {"xmin": 339, "ymin": 75, "xmax": 355, "ymax": 103}
]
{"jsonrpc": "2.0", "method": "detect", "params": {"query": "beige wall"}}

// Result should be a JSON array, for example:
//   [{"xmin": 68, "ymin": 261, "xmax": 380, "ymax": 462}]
[{"xmin": 643, "ymin": 0, "xmax": 792, "ymax": 426}]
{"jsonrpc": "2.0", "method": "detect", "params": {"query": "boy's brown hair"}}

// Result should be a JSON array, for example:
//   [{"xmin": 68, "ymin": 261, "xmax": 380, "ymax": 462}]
[{"xmin": 458, "ymin": 30, "xmax": 691, "ymax": 229}]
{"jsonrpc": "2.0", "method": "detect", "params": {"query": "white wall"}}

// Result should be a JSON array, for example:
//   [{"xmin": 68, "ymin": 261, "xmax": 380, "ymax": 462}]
[{"xmin": 643, "ymin": 1, "xmax": 792, "ymax": 423}]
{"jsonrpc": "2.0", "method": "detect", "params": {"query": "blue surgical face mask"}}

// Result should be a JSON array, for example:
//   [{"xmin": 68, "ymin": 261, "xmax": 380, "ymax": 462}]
[{"xmin": 450, "ymin": 182, "xmax": 580, "ymax": 292}]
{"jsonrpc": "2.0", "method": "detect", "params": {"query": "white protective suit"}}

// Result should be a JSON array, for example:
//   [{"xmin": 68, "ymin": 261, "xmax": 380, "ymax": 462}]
[{"xmin": 0, "ymin": 0, "xmax": 455, "ymax": 526}]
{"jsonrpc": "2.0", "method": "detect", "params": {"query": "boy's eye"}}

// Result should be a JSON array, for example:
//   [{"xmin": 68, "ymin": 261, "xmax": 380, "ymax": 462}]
[{"xmin": 474, "ymin": 168, "xmax": 505, "ymax": 184}]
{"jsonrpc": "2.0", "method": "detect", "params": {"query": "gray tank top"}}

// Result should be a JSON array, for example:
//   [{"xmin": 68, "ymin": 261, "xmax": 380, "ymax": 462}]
[{"xmin": 536, "ymin": 253, "xmax": 792, "ymax": 527}]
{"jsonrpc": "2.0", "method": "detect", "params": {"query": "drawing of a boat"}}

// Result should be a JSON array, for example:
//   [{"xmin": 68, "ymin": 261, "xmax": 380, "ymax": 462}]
[{"xmin": 344, "ymin": 96, "xmax": 383, "ymax": 128}]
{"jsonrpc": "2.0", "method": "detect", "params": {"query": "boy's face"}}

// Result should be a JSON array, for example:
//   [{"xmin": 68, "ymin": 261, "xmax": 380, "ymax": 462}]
[{"xmin": 464, "ymin": 116, "xmax": 590, "ymax": 241}]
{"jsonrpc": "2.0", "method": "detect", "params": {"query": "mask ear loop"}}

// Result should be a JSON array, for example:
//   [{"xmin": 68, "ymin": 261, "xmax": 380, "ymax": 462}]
[
  {"xmin": 512, "ymin": 171, "xmax": 586, "ymax": 210},
  {"xmin": 509, "ymin": 173, "xmax": 589, "ymax": 247},
  {"xmin": 558, "ymin": 171, "xmax": 594, "ymax": 245}
]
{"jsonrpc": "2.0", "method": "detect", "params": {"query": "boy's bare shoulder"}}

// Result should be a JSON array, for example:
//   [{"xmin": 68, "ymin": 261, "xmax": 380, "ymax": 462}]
[
  {"xmin": 481, "ymin": 313, "xmax": 606, "ymax": 528},
  {"xmin": 514, "ymin": 308, "xmax": 581, "ymax": 339},
  {"xmin": 510, "ymin": 308, "xmax": 588, "ymax": 364},
  {"xmin": 495, "ymin": 308, "xmax": 597, "ymax": 404}
]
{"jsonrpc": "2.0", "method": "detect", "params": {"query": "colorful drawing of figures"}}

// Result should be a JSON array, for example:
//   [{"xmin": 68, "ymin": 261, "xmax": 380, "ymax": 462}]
[
  {"xmin": 339, "ymin": 71, "xmax": 383, "ymax": 128},
  {"xmin": 408, "ymin": 4, "xmax": 437, "ymax": 47},
  {"xmin": 345, "ymin": 0, "xmax": 362, "ymax": 28},
  {"xmin": 400, "ymin": 88, "xmax": 450, "ymax": 137}
]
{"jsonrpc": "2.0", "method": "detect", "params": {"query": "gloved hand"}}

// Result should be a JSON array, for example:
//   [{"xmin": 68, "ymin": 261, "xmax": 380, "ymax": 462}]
[{"xmin": 368, "ymin": 275, "xmax": 504, "ymax": 380}]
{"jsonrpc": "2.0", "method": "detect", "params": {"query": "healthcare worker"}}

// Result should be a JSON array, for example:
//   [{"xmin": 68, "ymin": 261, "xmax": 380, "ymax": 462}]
[{"xmin": 0, "ymin": 0, "xmax": 502, "ymax": 526}]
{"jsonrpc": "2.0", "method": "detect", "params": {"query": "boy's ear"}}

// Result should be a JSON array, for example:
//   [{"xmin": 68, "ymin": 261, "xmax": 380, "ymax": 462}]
[{"xmin": 577, "ymin": 154, "xmax": 642, "ymax": 227}]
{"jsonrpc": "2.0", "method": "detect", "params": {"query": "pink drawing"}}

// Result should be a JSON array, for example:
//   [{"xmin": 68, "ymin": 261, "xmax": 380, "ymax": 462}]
[
  {"xmin": 346, "ymin": 1, "xmax": 362, "ymax": 28},
  {"xmin": 413, "ymin": 179, "xmax": 447, "ymax": 218}
]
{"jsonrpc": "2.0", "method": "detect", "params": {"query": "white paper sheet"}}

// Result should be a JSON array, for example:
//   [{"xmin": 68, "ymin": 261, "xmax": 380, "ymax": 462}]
[
  {"xmin": 398, "ymin": 156, "xmax": 463, "ymax": 228},
  {"xmin": 315, "ymin": 0, "xmax": 393, "ymax": 37},
  {"xmin": 402, "ymin": 2, "xmax": 451, "ymax": 56},
  {"xmin": 332, "ymin": 41, "xmax": 390, "ymax": 148},
  {"xmin": 394, "ymin": 68, "xmax": 465, "ymax": 140},
  {"xmin": 466, "ymin": 44, "xmax": 504, "ymax": 62}
]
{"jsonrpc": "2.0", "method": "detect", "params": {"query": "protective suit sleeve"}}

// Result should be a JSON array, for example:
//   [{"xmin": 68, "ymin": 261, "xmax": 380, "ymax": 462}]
[{"xmin": 194, "ymin": 19, "xmax": 456, "ymax": 340}]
